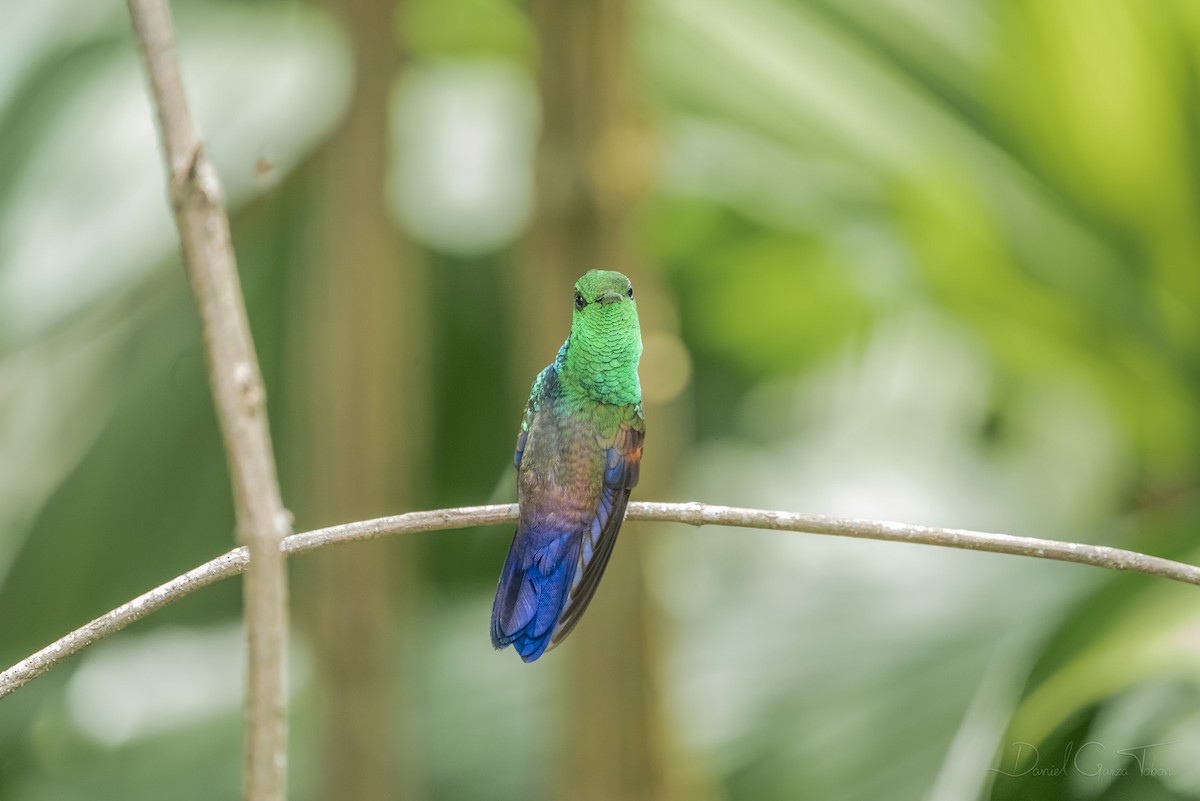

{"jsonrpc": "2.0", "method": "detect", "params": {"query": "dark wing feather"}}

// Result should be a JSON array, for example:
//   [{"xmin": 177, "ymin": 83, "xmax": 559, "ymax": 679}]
[
  {"xmin": 513, "ymin": 364, "xmax": 552, "ymax": 472},
  {"xmin": 549, "ymin": 412, "xmax": 645, "ymax": 648},
  {"xmin": 513, "ymin": 428, "xmax": 528, "ymax": 470}
]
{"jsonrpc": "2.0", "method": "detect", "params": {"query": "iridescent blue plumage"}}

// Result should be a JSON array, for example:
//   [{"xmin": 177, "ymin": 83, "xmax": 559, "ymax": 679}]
[{"xmin": 491, "ymin": 270, "xmax": 644, "ymax": 662}]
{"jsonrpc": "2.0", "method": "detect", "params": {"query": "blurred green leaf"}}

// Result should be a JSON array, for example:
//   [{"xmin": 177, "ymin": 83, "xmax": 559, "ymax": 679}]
[{"xmin": 0, "ymin": 1, "xmax": 351, "ymax": 348}]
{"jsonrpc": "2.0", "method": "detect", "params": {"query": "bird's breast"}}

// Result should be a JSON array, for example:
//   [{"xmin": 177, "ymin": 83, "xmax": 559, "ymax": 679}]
[{"xmin": 517, "ymin": 403, "xmax": 614, "ymax": 532}]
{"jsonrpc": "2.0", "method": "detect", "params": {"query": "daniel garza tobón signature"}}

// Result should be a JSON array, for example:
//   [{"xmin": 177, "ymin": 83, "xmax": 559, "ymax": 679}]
[{"xmin": 987, "ymin": 741, "xmax": 1173, "ymax": 779}]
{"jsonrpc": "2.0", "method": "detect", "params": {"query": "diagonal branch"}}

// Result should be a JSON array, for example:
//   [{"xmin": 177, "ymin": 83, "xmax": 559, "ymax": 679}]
[
  {"xmin": 2, "ymin": 501, "xmax": 1197, "ymax": 701},
  {"xmin": 126, "ymin": 2, "xmax": 289, "ymax": 799}
]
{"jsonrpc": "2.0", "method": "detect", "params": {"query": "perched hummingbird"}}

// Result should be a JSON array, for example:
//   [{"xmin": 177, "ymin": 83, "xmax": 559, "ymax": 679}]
[{"xmin": 491, "ymin": 269, "xmax": 645, "ymax": 662}]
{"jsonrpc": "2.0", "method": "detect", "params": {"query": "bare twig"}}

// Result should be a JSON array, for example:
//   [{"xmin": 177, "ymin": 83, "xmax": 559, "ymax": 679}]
[
  {"xmin": 126, "ymin": 2, "xmax": 289, "ymax": 799},
  {"xmin": 3, "ymin": 501, "xmax": 1197, "ymax": 701}
]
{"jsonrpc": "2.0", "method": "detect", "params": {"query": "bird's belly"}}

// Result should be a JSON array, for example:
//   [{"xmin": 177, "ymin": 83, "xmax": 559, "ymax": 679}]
[{"xmin": 517, "ymin": 427, "xmax": 604, "ymax": 534}]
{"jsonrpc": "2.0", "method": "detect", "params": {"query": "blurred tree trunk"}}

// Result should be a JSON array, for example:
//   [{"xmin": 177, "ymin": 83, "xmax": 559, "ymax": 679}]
[
  {"xmin": 289, "ymin": 0, "xmax": 426, "ymax": 800},
  {"xmin": 521, "ymin": 2, "xmax": 704, "ymax": 800}
]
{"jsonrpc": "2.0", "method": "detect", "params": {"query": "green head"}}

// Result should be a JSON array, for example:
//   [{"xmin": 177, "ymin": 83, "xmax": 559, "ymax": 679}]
[{"xmin": 559, "ymin": 269, "xmax": 643, "ymax": 405}]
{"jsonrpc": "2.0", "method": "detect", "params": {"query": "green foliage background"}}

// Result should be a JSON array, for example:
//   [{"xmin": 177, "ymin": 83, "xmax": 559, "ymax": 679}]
[{"xmin": 2, "ymin": 0, "xmax": 1199, "ymax": 799}]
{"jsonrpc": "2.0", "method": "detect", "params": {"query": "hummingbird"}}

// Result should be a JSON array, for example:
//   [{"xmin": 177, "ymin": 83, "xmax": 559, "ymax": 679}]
[{"xmin": 491, "ymin": 269, "xmax": 645, "ymax": 662}]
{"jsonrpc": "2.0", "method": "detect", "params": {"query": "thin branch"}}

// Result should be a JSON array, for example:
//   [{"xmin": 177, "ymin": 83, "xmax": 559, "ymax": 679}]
[
  {"xmin": 126, "ymin": 2, "xmax": 289, "ymax": 800},
  {"xmin": 3, "ymin": 501, "xmax": 1197, "ymax": 701}
]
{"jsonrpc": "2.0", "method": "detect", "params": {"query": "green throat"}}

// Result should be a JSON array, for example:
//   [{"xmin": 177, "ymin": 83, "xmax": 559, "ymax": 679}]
[{"xmin": 556, "ymin": 270, "xmax": 643, "ymax": 406}]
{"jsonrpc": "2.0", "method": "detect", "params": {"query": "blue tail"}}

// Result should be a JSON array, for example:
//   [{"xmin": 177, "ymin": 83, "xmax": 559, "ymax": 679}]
[{"xmin": 491, "ymin": 526, "xmax": 581, "ymax": 662}]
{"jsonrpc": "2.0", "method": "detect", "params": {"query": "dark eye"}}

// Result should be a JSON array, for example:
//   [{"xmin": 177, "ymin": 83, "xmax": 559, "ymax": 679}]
[
  {"xmin": 626, "ymin": 285, "xmax": 634, "ymax": 298},
  {"xmin": 574, "ymin": 292, "xmax": 587, "ymax": 310}
]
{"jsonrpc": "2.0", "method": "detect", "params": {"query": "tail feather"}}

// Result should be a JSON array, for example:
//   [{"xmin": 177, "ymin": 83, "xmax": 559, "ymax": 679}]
[{"xmin": 491, "ymin": 527, "xmax": 581, "ymax": 662}]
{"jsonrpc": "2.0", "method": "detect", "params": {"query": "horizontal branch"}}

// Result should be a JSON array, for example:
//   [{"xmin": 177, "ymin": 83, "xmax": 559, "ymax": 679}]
[{"xmin": 3, "ymin": 501, "xmax": 1197, "ymax": 700}]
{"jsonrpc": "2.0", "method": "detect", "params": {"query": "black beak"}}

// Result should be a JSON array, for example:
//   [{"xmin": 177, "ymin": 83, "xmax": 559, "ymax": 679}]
[{"xmin": 597, "ymin": 291, "xmax": 624, "ymax": 305}]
